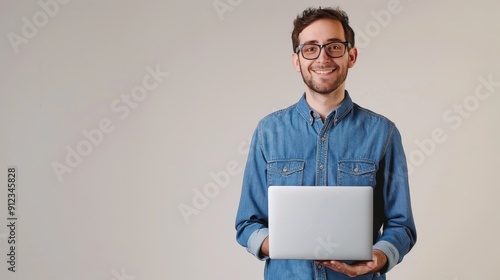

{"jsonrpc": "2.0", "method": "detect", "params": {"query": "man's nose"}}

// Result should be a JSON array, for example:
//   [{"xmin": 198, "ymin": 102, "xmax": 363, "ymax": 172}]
[{"xmin": 316, "ymin": 46, "xmax": 332, "ymax": 62}]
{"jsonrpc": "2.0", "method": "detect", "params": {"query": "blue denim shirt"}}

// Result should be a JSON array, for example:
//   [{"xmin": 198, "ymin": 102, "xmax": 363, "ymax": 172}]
[{"xmin": 235, "ymin": 92, "xmax": 417, "ymax": 280}]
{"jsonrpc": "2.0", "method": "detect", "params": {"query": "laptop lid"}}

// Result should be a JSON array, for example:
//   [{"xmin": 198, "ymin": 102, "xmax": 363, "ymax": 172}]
[{"xmin": 268, "ymin": 186, "xmax": 373, "ymax": 260}]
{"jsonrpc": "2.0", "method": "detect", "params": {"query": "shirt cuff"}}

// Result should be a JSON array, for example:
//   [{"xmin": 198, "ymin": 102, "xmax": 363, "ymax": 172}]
[
  {"xmin": 373, "ymin": 240, "xmax": 399, "ymax": 275},
  {"xmin": 247, "ymin": 228, "xmax": 269, "ymax": 261}
]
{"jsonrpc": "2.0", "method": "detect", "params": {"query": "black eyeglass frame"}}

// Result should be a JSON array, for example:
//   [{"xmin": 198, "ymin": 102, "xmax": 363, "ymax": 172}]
[{"xmin": 295, "ymin": 41, "xmax": 352, "ymax": 60}]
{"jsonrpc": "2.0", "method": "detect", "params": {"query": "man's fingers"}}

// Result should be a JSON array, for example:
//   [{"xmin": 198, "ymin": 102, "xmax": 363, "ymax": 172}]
[
  {"xmin": 318, "ymin": 260, "xmax": 372, "ymax": 277},
  {"xmin": 366, "ymin": 260, "xmax": 376, "ymax": 269},
  {"xmin": 317, "ymin": 250, "xmax": 388, "ymax": 277}
]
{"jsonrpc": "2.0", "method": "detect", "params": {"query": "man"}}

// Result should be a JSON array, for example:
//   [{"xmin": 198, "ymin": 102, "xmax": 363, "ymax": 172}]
[{"xmin": 235, "ymin": 6, "xmax": 416, "ymax": 279}]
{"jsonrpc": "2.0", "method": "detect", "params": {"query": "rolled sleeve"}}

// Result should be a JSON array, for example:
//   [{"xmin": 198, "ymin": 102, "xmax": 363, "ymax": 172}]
[
  {"xmin": 247, "ymin": 228, "xmax": 270, "ymax": 260},
  {"xmin": 373, "ymin": 240, "xmax": 399, "ymax": 274}
]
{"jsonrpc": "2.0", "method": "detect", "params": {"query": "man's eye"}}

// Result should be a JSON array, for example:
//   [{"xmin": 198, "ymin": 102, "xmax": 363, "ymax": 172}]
[
  {"xmin": 304, "ymin": 46, "xmax": 318, "ymax": 53},
  {"xmin": 328, "ymin": 44, "xmax": 341, "ymax": 50}
]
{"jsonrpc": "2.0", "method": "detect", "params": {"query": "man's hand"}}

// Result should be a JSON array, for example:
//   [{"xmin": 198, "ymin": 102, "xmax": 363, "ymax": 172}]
[
  {"xmin": 316, "ymin": 250, "xmax": 387, "ymax": 277},
  {"xmin": 259, "ymin": 236, "xmax": 270, "ymax": 258}
]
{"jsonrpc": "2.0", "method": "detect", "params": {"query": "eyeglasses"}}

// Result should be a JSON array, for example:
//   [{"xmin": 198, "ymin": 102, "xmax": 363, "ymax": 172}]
[{"xmin": 295, "ymin": 41, "xmax": 352, "ymax": 60}]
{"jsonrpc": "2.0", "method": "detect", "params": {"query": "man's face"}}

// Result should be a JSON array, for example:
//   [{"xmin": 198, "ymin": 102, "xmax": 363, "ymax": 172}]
[{"xmin": 293, "ymin": 18, "xmax": 357, "ymax": 96}]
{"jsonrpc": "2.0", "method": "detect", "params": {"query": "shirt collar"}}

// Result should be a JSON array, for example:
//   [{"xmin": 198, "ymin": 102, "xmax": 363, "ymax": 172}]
[{"xmin": 296, "ymin": 90, "xmax": 354, "ymax": 126}]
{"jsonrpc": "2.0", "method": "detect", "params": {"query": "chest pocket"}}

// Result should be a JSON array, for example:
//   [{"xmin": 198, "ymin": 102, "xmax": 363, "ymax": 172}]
[
  {"xmin": 267, "ymin": 159, "xmax": 305, "ymax": 186},
  {"xmin": 337, "ymin": 160, "xmax": 377, "ymax": 186}
]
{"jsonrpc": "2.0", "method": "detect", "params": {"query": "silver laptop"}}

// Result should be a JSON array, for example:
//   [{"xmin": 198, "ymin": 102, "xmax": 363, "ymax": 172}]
[{"xmin": 268, "ymin": 186, "xmax": 373, "ymax": 260}]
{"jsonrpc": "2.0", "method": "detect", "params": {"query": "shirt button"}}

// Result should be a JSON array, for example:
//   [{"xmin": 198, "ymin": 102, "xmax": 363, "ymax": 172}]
[
  {"xmin": 319, "ymin": 165, "xmax": 324, "ymax": 170},
  {"xmin": 282, "ymin": 167, "xmax": 288, "ymax": 172},
  {"xmin": 321, "ymin": 137, "xmax": 326, "ymax": 142},
  {"xmin": 317, "ymin": 264, "xmax": 323, "ymax": 269},
  {"xmin": 354, "ymin": 167, "xmax": 359, "ymax": 173}
]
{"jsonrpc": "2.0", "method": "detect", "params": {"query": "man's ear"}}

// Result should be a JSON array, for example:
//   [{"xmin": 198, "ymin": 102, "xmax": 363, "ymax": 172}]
[
  {"xmin": 347, "ymin": 47, "xmax": 358, "ymax": 69},
  {"xmin": 292, "ymin": 53, "xmax": 301, "ymax": 72}
]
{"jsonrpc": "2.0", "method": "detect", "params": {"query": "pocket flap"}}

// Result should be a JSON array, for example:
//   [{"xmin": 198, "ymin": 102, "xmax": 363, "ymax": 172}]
[
  {"xmin": 338, "ymin": 160, "xmax": 376, "ymax": 176},
  {"xmin": 268, "ymin": 160, "xmax": 305, "ymax": 176}
]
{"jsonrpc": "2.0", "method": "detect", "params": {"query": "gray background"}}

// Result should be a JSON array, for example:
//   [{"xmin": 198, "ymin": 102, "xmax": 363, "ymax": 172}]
[{"xmin": 1, "ymin": 0, "xmax": 499, "ymax": 279}]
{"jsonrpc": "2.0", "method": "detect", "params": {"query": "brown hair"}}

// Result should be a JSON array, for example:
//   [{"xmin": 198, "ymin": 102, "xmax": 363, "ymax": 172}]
[{"xmin": 291, "ymin": 7, "xmax": 355, "ymax": 52}]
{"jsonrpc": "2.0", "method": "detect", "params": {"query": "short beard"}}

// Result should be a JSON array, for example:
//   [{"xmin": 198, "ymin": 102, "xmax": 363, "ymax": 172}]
[{"xmin": 299, "ymin": 60, "xmax": 348, "ymax": 95}]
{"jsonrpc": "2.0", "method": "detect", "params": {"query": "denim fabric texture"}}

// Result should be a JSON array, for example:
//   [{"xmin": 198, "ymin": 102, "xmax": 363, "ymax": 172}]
[{"xmin": 235, "ymin": 92, "xmax": 417, "ymax": 280}]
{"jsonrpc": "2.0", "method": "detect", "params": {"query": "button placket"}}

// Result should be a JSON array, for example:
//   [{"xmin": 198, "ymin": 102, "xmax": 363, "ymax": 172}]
[
  {"xmin": 314, "ymin": 262, "xmax": 327, "ymax": 280},
  {"xmin": 316, "ymin": 132, "xmax": 328, "ymax": 186}
]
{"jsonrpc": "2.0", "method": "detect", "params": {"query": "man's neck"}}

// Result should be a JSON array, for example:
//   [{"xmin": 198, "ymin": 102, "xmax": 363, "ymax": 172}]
[{"xmin": 305, "ymin": 88, "xmax": 345, "ymax": 121}]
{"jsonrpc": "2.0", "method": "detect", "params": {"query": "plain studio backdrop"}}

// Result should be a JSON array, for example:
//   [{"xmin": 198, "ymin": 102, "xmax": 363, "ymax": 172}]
[{"xmin": 0, "ymin": 0, "xmax": 499, "ymax": 279}]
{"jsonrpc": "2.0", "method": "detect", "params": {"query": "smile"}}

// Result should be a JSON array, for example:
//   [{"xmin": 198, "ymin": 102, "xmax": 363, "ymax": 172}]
[{"xmin": 312, "ymin": 69, "xmax": 335, "ymax": 74}]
